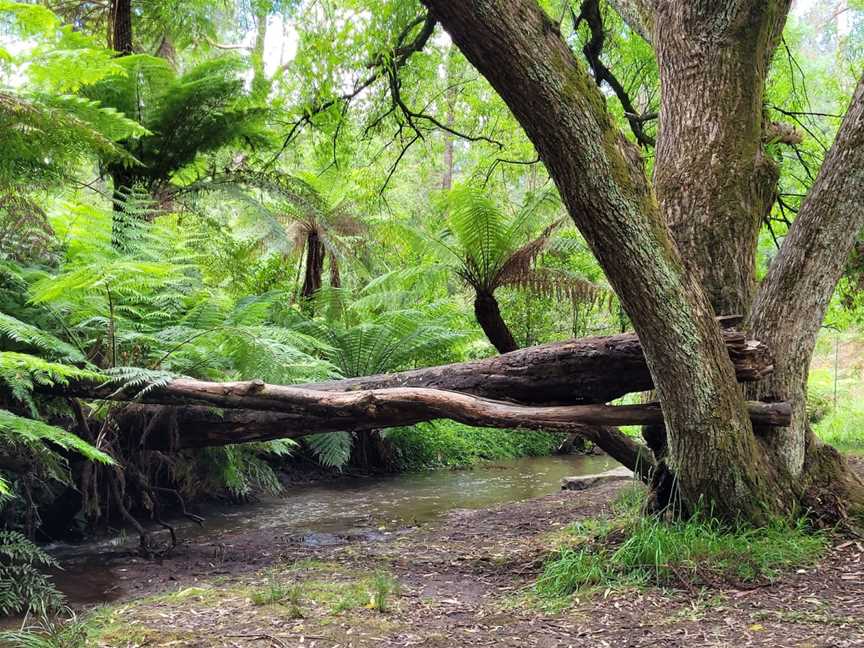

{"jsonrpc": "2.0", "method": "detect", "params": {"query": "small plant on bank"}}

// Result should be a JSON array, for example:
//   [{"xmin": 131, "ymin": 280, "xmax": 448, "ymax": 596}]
[
  {"xmin": 536, "ymin": 494, "xmax": 828, "ymax": 597},
  {"xmin": 0, "ymin": 531, "xmax": 64, "ymax": 617},
  {"xmin": 249, "ymin": 570, "xmax": 299, "ymax": 613},
  {"xmin": 368, "ymin": 572, "xmax": 399, "ymax": 613},
  {"xmin": 0, "ymin": 607, "xmax": 90, "ymax": 648}
]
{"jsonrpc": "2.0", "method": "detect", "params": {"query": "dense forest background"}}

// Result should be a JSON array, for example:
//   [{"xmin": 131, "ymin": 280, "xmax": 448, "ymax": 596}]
[{"xmin": 1, "ymin": 0, "xmax": 863, "ymax": 618}]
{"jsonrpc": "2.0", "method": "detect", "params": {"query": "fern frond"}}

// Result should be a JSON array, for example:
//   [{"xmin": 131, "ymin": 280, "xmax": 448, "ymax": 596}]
[
  {"xmin": 0, "ymin": 312, "xmax": 84, "ymax": 363},
  {"xmin": 304, "ymin": 431, "xmax": 353, "ymax": 469},
  {"xmin": 0, "ymin": 408, "xmax": 114, "ymax": 466}
]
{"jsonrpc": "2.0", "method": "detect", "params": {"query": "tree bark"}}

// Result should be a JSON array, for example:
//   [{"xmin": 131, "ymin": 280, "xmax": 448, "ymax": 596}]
[
  {"xmin": 653, "ymin": 0, "xmax": 790, "ymax": 317},
  {"xmin": 109, "ymin": 0, "xmax": 133, "ymax": 54},
  {"xmin": 473, "ymin": 291, "xmax": 518, "ymax": 353},
  {"xmin": 70, "ymin": 376, "xmax": 792, "ymax": 428},
  {"xmin": 744, "ymin": 74, "xmax": 864, "ymax": 515},
  {"xmin": 112, "ymin": 402, "xmax": 654, "ymax": 474},
  {"xmin": 301, "ymin": 230, "xmax": 325, "ymax": 299},
  {"xmin": 422, "ymin": 0, "xmax": 783, "ymax": 522},
  {"xmin": 606, "ymin": 0, "xmax": 654, "ymax": 42}
]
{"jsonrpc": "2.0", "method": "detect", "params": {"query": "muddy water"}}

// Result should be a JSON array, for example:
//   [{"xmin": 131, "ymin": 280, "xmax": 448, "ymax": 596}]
[{"xmin": 45, "ymin": 454, "xmax": 615, "ymax": 606}]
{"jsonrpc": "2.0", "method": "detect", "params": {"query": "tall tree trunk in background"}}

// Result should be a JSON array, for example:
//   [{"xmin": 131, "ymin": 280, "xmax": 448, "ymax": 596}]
[
  {"xmin": 155, "ymin": 34, "xmax": 177, "ymax": 65},
  {"xmin": 423, "ymin": 0, "xmax": 799, "ymax": 523},
  {"xmin": 109, "ymin": 0, "xmax": 133, "ymax": 54},
  {"xmin": 301, "ymin": 230, "xmax": 325, "ymax": 299},
  {"xmin": 441, "ymin": 57, "xmax": 456, "ymax": 190},
  {"xmin": 473, "ymin": 291, "xmax": 518, "ymax": 353},
  {"xmin": 250, "ymin": 2, "xmax": 271, "ymax": 100},
  {"xmin": 108, "ymin": 0, "xmax": 134, "ymax": 249}
]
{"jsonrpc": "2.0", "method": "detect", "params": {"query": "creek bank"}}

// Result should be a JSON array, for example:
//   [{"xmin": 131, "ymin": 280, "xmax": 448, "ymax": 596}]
[{"xmin": 77, "ymin": 470, "xmax": 864, "ymax": 647}]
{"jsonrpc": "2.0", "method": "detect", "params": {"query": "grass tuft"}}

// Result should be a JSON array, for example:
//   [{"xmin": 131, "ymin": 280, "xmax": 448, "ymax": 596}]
[
  {"xmin": 249, "ymin": 570, "xmax": 304, "ymax": 617},
  {"xmin": 368, "ymin": 572, "xmax": 399, "ymax": 612},
  {"xmin": 537, "ymin": 502, "xmax": 827, "ymax": 597}
]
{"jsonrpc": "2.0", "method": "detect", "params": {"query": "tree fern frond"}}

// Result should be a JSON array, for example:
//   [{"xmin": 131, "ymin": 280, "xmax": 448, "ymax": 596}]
[
  {"xmin": 0, "ymin": 408, "xmax": 114, "ymax": 466},
  {"xmin": 304, "ymin": 431, "xmax": 353, "ymax": 469},
  {"xmin": 0, "ymin": 312, "xmax": 83, "ymax": 362}
]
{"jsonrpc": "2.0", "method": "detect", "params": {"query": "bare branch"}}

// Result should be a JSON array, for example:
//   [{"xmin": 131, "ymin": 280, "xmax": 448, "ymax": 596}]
[{"xmin": 573, "ymin": 0, "xmax": 656, "ymax": 147}]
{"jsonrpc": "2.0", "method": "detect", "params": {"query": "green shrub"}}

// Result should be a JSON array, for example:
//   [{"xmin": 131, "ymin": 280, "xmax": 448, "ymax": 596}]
[{"xmin": 386, "ymin": 420, "xmax": 563, "ymax": 470}]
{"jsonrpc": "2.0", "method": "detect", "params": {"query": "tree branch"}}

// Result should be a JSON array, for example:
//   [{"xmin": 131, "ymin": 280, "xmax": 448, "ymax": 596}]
[
  {"xmin": 606, "ymin": 0, "xmax": 655, "ymax": 42},
  {"xmin": 573, "ymin": 0, "xmax": 655, "ymax": 147}
]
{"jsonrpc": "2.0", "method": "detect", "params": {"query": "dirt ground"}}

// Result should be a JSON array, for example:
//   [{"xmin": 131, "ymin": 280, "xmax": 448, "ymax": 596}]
[{"xmin": 72, "ymin": 462, "xmax": 864, "ymax": 648}]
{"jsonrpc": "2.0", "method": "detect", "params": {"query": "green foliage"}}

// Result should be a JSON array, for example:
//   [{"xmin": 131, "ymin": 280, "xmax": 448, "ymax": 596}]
[
  {"xmin": 0, "ymin": 91, "xmax": 144, "ymax": 189},
  {"xmin": 386, "ymin": 420, "xmax": 563, "ymax": 471},
  {"xmin": 368, "ymin": 571, "xmax": 398, "ymax": 613},
  {"xmin": 809, "ymin": 333, "xmax": 864, "ymax": 454},
  {"xmin": 537, "ymin": 500, "xmax": 827, "ymax": 597},
  {"xmin": 0, "ymin": 608, "xmax": 90, "ymax": 648},
  {"xmin": 83, "ymin": 54, "xmax": 269, "ymax": 191},
  {"xmin": 304, "ymin": 431, "xmax": 354, "ymax": 469},
  {"xmin": 249, "ymin": 570, "xmax": 303, "ymax": 617},
  {"xmin": 0, "ymin": 530, "xmax": 63, "ymax": 616},
  {"xmin": 440, "ymin": 184, "xmax": 606, "ymax": 305},
  {"xmin": 0, "ymin": 407, "xmax": 114, "ymax": 495}
]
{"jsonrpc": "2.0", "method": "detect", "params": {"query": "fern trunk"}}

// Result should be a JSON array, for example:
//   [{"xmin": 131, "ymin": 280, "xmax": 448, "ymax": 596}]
[
  {"xmin": 473, "ymin": 291, "xmax": 518, "ymax": 353},
  {"xmin": 301, "ymin": 231, "xmax": 325, "ymax": 300},
  {"xmin": 109, "ymin": 0, "xmax": 133, "ymax": 54}
]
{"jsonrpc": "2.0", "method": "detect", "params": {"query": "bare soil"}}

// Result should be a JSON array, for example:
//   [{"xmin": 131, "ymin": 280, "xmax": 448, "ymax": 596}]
[{"xmin": 77, "ymin": 465, "xmax": 864, "ymax": 648}]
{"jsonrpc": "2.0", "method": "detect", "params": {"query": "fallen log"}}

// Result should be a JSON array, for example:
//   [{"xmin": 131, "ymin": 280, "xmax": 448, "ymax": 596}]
[
  {"xmin": 114, "ymin": 404, "xmax": 657, "ymax": 480},
  {"xmin": 55, "ymin": 323, "xmax": 774, "ymax": 478},
  {"xmin": 101, "ymin": 379, "xmax": 790, "ymax": 446},
  {"xmin": 65, "ymin": 328, "xmax": 772, "ymax": 407},
  {"xmin": 85, "ymin": 379, "xmax": 792, "ymax": 429}
]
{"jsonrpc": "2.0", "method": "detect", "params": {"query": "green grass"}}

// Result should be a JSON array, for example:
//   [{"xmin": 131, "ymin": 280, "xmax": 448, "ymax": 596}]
[
  {"xmin": 386, "ymin": 420, "xmax": 564, "ymax": 470},
  {"xmin": 536, "ymin": 492, "xmax": 827, "ymax": 597},
  {"xmin": 368, "ymin": 571, "xmax": 399, "ymax": 612},
  {"xmin": 249, "ymin": 570, "xmax": 303, "ymax": 617},
  {"xmin": 809, "ymin": 331, "xmax": 864, "ymax": 454}
]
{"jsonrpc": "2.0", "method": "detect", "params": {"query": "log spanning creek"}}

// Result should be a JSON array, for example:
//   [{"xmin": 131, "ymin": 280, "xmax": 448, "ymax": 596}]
[{"xmin": 45, "ymin": 454, "xmax": 615, "ymax": 607}]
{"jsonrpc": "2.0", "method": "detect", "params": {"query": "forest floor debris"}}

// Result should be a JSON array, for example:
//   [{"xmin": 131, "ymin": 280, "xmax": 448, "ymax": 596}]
[{"xmin": 50, "ymin": 462, "xmax": 864, "ymax": 646}]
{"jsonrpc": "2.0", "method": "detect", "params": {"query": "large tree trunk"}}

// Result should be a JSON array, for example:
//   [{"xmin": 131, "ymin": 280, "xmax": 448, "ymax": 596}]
[
  {"xmin": 473, "ymin": 291, "xmax": 518, "ymax": 353},
  {"xmin": 744, "ymin": 76, "xmax": 864, "ymax": 517},
  {"xmin": 653, "ymin": 1, "xmax": 788, "ymax": 317},
  {"xmin": 422, "ymin": 0, "xmax": 784, "ymax": 522}
]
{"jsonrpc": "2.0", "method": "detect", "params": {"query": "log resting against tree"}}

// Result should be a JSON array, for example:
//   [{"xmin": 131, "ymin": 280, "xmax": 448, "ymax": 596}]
[
  {"xmin": 69, "ymin": 324, "xmax": 771, "ymax": 406},
  {"xmin": 56, "ymin": 325, "xmax": 776, "ymax": 480},
  {"xmin": 107, "ymin": 388, "xmax": 789, "ymax": 483}
]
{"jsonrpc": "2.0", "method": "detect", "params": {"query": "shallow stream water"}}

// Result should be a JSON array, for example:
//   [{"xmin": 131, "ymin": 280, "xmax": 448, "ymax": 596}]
[{"xmin": 44, "ymin": 454, "xmax": 614, "ymax": 607}]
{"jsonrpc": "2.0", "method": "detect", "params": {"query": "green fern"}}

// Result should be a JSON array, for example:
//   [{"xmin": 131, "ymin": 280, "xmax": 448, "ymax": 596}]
[
  {"xmin": 0, "ymin": 312, "xmax": 84, "ymax": 363},
  {"xmin": 0, "ymin": 530, "xmax": 63, "ymax": 617},
  {"xmin": 304, "ymin": 431, "xmax": 354, "ymax": 469}
]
